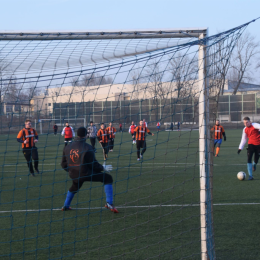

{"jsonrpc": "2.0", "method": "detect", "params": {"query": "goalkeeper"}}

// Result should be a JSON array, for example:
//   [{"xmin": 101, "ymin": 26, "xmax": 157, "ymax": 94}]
[
  {"xmin": 238, "ymin": 116, "xmax": 260, "ymax": 180},
  {"xmin": 61, "ymin": 127, "xmax": 118, "ymax": 213}
]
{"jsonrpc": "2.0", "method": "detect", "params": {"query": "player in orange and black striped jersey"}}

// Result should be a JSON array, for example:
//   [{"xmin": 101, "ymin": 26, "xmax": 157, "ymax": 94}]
[
  {"xmin": 135, "ymin": 120, "xmax": 154, "ymax": 161},
  {"xmin": 106, "ymin": 122, "xmax": 117, "ymax": 152},
  {"xmin": 17, "ymin": 119, "xmax": 39, "ymax": 176},
  {"xmin": 97, "ymin": 123, "xmax": 109, "ymax": 161},
  {"xmin": 211, "ymin": 119, "xmax": 226, "ymax": 157}
]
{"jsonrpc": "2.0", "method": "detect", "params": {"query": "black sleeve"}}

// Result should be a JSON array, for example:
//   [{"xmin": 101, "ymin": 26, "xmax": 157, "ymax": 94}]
[
  {"xmin": 61, "ymin": 147, "xmax": 69, "ymax": 172},
  {"xmin": 223, "ymin": 132, "xmax": 226, "ymax": 137},
  {"xmin": 84, "ymin": 150, "xmax": 104, "ymax": 173}
]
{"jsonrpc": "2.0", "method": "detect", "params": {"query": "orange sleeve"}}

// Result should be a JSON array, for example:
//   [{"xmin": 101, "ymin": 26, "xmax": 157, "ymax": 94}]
[
  {"xmin": 17, "ymin": 130, "xmax": 23, "ymax": 139},
  {"xmin": 134, "ymin": 126, "xmax": 138, "ymax": 132},
  {"xmin": 113, "ymin": 127, "xmax": 117, "ymax": 132},
  {"xmin": 34, "ymin": 130, "xmax": 38, "ymax": 136},
  {"xmin": 211, "ymin": 126, "xmax": 214, "ymax": 131},
  {"xmin": 146, "ymin": 128, "xmax": 151, "ymax": 134},
  {"xmin": 97, "ymin": 130, "xmax": 101, "ymax": 137}
]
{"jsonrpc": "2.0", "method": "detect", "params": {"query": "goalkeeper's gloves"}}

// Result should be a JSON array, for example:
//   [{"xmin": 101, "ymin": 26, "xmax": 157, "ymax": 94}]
[
  {"xmin": 224, "ymin": 136, "xmax": 226, "ymax": 141},
  {"xmin": 103, "ymin": 164, "xmax": 113, "ymax": 172},
  {"xmin": 237, "ymin": 149, "xmax": 241, "ymax": 154}
]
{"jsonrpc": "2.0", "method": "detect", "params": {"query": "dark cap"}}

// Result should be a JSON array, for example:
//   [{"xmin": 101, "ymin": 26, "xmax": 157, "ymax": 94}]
[{"xmin": 77, "ymin": 127, "xmax": 87, "ymax": 137}]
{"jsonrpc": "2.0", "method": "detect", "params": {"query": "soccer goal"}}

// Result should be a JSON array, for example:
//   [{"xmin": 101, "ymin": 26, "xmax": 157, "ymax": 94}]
[
  {"xmin": 0, "ymin": 21, "xmax": 253, "ymax": 259},
  {"xmin": 35, "ymin": 118, "xmax": 86, "ymax": 134}
]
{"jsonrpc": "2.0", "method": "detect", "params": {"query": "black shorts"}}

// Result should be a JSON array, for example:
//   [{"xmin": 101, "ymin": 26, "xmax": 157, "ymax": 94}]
[
  {"xmin": 136, "ymin": 140, "xmax": 146, "ymax": 149},
  {"xmin": 65, "ymin": 138, "xmax": 73, "ymax": 142},
  {"xmin": 247, "ymin": 144, "xmax": 260, "ymax": 164}
]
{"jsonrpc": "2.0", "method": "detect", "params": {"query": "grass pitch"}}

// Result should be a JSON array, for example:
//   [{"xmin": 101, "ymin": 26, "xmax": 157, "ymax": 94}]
[{"xmin": 0, "ymin": 128, "xmax": 259, "ymax": 259}]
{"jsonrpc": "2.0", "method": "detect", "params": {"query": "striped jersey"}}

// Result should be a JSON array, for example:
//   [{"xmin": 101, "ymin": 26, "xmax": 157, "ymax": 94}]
[
  {"xmin": 97, "ymin": 129, "xmax": 109, "ymax": 143},
  {"xmin": 17, "ymin": 128, "xmax": 38, "ymax": 149},
  {"xmin": 211, "ymin": 125, "xmax": 225, "ymax": 139},
  {"xmin": 106, "ymin": 126, "xmax": 116, "ymax": 139},
  {"xmin": 135, "ymin": 126, "xmax": 151, "ymax": 141}
]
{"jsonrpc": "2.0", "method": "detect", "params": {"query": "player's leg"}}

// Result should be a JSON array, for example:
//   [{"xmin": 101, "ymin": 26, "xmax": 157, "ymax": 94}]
[
  {"xmin": 62, "ymin": 179, "xmax": 84, "ymax": 210},
  {"xmin": 136, "ymin": 140, "xmax": 141, "ymax": 160},
  {"xmin": 31, "ymin": 147, "xmax": 39, "ymax": 173},
  {"xmin": 100, "ymin": 142, "xmax": 106, "ymax": 160},
  {"xmin": 90, "ymin": 137, "xmax": 96, "ymax": 151},
  {"xmin": 23, "ymin": 149, "xmax": 34, "ymax": 176},
  {"xmin": 247, "ymin": 144, "xmax": 254, "ymax": 180},
  {"xmin": 105, "ymin": 143, "xmax": 109, "ymax": 159},
  {"xmin": 215, "ymin": 139, "xmax": 222, "ymax": 157},
  {"xmin": 64, "ymin": 138, "xmax": 68, "ymax": 146},
  {"xmin": 252, "ymin": 145, "xmax": 260, "ymax": 171},
  {"xmin": 141, "ymin": 141, "xmax": 146, "ymax": 158},
  {"xmin": 90, "ymin": 172, "xmax": 118, "ymax": 213}
]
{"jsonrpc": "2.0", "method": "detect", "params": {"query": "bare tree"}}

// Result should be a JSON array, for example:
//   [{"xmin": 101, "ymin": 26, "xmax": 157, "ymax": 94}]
[
  {"xmin": 169, "ymin": 53, "xmax": 197, "ymax": 98},
  {"xmin": 80, "ymin": 73, "xmax": 113, "ymax": 86},
  {"xmin": 228, "ymin": 32, "xmax": 260, "ymax": 95},
  {"xmin": 130, "ymin": 70, "xmax": 142, "ymax": 100}
]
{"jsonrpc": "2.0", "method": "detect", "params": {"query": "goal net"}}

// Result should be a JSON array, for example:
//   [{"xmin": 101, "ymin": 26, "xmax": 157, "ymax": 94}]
[{"xmin": 0, "ymin": 21, "xmax": 253, "ymax": 259}]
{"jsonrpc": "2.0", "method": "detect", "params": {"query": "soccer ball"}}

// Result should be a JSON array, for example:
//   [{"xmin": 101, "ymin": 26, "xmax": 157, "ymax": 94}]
[{"xmin": 237, "ymin": 171, "xmax": 246, "ymax": 181}]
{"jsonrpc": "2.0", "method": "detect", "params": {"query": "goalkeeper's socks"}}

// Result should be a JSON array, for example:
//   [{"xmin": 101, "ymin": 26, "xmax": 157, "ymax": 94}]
[
  {"xmin": 247, "ymin": 163, "xmax": 253, "ymax": 177},
  {"xmin": 64, "ymin": 191, "xmax": 75, "ymax": 208},
  {"xmin": 216, "ymin": 147, "xmax": 220, "ymax": 155},
  {"xmin": 104, "ymin": 184, "xmax": 113, "ymax": 205}
]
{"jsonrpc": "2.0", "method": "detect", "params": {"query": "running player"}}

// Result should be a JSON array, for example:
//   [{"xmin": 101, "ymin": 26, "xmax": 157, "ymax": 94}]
[
  {"xmin": 211, "ymin": 119, "xmax": 226, "ymax": 157},
  {"xmin": 61, "ymin": 122, "xmax": 75, "ymax": 146},
  {"xmin": 106, "ymin": 122, "xmax": 117, "ymax": 152},
  {"xmin": 129, "ymin": 121, "xmax": 136, "ymax": 144},
  {"xmin": 143, "ymin": 119, "xmax": 148, "ymax": 127},
  {"xmin": 61, "ymin": 127, "xmax": 118, "ymax": 213},
  {"xmin": 17, "ymin": 119, "xmax": 40, "ymax": 176},
  {"xmin": 97, "ymin": 123, "xmax": 109, "ymax": 161},
  {"xmin": 135, "ymin": 120, "xmax": 154, "ymax": 161},
  {"xmin": 238, "ymin": 116, "xmax": 260, "ymax": 180}
]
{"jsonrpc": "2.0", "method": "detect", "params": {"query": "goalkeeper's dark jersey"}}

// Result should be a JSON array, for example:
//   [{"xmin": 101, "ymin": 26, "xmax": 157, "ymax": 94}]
[{"xmin": 61, "ymin": 137, "xmax": 103, "ymax": 179}]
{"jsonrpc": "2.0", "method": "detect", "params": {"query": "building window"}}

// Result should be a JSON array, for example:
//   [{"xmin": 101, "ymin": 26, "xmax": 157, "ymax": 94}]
[{"xmin": 48, "ymin": 103, "xmax": 51, "ymax": 106}]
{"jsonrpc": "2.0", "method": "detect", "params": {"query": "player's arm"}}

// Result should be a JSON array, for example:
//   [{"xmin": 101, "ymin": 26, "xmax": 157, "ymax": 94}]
[
  {"xmin": 97, "ymin": 130, "xmax": 102, "ymax": 142},
  {"xmin": 129, "ymin": 126, "xmax": 131, "ymax": 134},
  {"xmin": 222, "ymin": 127, "xmax": 226, "ymax": 141},
  {"xmin": 17, "ymin": 130, "xmax": 24, "ymax": 143},
  {"xmin": 114, "ymin": 127, "xmax": 117, "ymax": 134},
  {"xmin": 71, "ymin": 127, "xmax": 75, "ymax": 137},
  {"xmin": 146, "ymin": 128, "xmax": 154, "ymax": 136},
  {"xmin": 34, "ymin": 130, "xmax": 39, "ymax": 143},
  {"xmin": 238, "ymin": 128, "xmax": 248, "ymax": 154},
  {"xmin": 60, "ymin": 147, "xmax": 69, "ymax": 172},
  {"xmin": 252, "ymin": 123, "xmax": 260, "ymax": 129},
  {"xmin": 61, "ymin": 127, "xmax": 65, "ymax": 136}
]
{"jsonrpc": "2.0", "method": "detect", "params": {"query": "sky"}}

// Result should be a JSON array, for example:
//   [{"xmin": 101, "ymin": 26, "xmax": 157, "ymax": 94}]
[{"xmin": 0, "ymin": 0, "xmax": 259, "ymax": 37}]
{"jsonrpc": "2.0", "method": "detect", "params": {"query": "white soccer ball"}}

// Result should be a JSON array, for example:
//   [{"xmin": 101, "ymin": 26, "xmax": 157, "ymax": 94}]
[{"xmin": 237, "ymin": 171, "xmax": 246, "ymax": 181}]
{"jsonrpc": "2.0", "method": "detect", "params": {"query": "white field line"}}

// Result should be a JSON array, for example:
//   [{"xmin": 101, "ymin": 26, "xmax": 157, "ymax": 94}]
[{"xmin": 0, "ymin": 203, "xmax": 259, "ymax": 214}]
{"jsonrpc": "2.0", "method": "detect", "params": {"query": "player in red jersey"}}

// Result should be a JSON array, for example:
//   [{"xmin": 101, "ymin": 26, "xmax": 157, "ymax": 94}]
[
  {"xmin": 61, "ymin": 122, "xmax": 75, "ymax": 146},
  {"xmin": 238, "ymin": 116, "xmax": 260, "ymax": 180},
  {"xmin": 129, "ymin": 121, "xmax": 136, "ymax": 144},
  {"xmin": 211, "ymin": 120, "xmax": 226, "ymax": 157},
  {"xmin": 156, "ymin": 121, "xmax": 161, "ymax": 131}
]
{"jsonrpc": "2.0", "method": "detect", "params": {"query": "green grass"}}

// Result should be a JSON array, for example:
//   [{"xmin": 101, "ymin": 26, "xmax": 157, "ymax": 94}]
[{"xmin": 0, "ymin": 129, "xmax": 259, "ymax": 259}]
